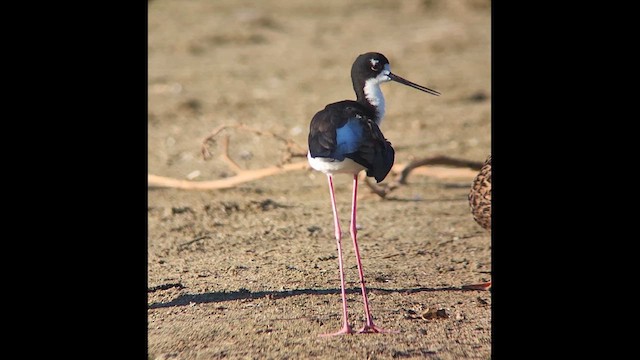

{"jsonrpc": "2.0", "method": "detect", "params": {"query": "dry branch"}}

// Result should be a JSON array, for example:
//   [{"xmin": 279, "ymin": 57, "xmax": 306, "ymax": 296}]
[
  {"xmin": 398, "ymin": 156, "xmax": 483, "ymax": 184},
  {"xmin": 201, "ymin": 123, "xmax": 307, "ymax": 164},
  {"xmin": 148, "ymin": 161, "xmax": 309, "ymax": 190},
  {"xmin": 364, "ymin": 156, "xmax": 483, "ymax": 198},
  {"xmin": 148, "ymin": 123, "xmax": 310, "ymax": 190},
  {"xmin": 149, "ymin": 123, "xmax": 484, "ymax": 195},
  {"xmin": 148, "ymin": 160, "xmax": 477, "ymax": 191}
]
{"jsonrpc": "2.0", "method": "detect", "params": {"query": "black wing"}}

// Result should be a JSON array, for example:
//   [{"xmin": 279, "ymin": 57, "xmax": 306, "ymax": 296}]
[
  {"xmin": 347, "ymin": 117, "xmax": 395, "ymax": 183},
  {"xmin": 308, "ymin": 101, "xmax": 394, "ymax": 183},
  {"xmin": 307, "ymin": 103, "xmax": 347, "ymax": 159}
]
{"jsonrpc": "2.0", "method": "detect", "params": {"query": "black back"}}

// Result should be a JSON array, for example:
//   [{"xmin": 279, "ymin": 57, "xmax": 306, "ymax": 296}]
[{"xmin": 308, "ymin": 100, "xmax": 395, "ymax": 183}]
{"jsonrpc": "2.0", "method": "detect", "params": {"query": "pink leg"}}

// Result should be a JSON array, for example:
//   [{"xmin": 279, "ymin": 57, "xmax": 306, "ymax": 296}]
[
  {"xmin": 350, "ymin": 175, "xmax": 397, "ymax": 334},
  {"xmin": 319, "ymin": 174, "xmax": 354, "ymax": 337}
]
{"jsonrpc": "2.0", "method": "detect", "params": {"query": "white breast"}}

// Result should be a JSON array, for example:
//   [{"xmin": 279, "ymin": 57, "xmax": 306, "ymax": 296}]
[{"xmin": 307, "ymin": 152, "xmax": 366, "ymax": 175}]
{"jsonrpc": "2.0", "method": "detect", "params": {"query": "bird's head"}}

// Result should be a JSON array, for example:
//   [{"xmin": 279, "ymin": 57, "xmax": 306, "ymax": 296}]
[{"xmin": 351, "ymin": 52, "xmax": 440, "ymax": 96}]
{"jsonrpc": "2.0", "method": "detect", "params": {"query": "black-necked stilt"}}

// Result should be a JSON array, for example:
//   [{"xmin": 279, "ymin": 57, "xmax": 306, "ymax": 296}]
[
  {"xmin": 307, "ymin": 52, "xmax": 440, "ymax": 336},
  {"xmin": 464, "ymin": 154, "xmax": 492, "ymax": 291}
]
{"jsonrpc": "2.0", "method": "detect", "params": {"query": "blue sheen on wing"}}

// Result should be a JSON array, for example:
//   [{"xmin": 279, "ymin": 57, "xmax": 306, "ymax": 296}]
[{"xmin": 332, "ymin": 118, "xmax": 363, "ymax": 160}]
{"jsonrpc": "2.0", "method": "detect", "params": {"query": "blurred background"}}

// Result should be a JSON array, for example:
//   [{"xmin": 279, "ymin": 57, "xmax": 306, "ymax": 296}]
[{"xmin": 148, "ymin": 0, "xmax": 490, "ymax": 182}]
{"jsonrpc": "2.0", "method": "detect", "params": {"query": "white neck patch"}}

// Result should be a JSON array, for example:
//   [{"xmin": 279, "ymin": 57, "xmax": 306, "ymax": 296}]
[{"xmin": 363, "ymin": 64, "xmax": 391, "ymax": 125}]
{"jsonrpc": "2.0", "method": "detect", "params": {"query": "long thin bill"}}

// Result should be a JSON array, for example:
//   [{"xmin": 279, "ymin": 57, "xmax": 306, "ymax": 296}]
[{"xmin": 389, "ymin": 72, "xmax": 441, "ymax": 96}]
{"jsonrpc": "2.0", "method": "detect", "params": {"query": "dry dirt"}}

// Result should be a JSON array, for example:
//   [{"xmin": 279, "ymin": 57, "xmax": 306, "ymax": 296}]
[{"xmin": 148, "ymin": 0, "xmax": 491, "ymax": 359}]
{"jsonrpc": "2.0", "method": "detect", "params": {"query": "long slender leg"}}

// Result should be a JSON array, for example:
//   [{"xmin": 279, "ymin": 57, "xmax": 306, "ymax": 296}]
[
  {"xmin": 349, "ymin": 174, "xmax": 397, "ymax": 334},
  {"xmin": 319, "ymin": 174, "xmax": 353, "ymax": 336}
]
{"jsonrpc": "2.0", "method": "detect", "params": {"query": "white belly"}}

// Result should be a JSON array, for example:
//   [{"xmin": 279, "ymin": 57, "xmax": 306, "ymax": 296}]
[{"xmin": 307, "ymin": 152, "xmax": 366, "ymax": 175}]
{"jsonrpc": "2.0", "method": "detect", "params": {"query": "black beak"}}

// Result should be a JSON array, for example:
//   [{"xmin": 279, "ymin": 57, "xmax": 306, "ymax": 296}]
[{"xmin": 388, "ymin": 72, "xmax": 441, "ymax": 96}]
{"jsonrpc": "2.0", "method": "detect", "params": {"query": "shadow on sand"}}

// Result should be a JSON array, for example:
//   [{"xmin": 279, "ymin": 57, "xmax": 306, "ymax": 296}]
[{"xmin": 148, "ymin": 285, "xmax": 485, "ymax": 309}]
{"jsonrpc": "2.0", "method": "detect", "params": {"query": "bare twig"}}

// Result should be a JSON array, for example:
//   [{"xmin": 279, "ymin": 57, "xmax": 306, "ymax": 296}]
[
  {"xmin": 200, "ymin": 123, "xmax": 307, "ymax": 162},
  {"xmin": 221, "ymin": 135, "xmax": 243, "ymax": 173},
  {"xmin": 148, "ymin": 161, "xmax": 476, "ymax": 191},
  {"xmin": 364, "ymin": 156, "xmax": 482, "ymax": 198},
  {"xmin": 178, "ymin": 235, "xmax": 212, "ymax": 249},
  {"xmin": 151, "ymin": 123, "xmax": 483, "ymax": 194},
  {"xmin": 148, "ymin": 161, "xmax": 309, "ymax": 190},
  {"xmin": 147, "ymin": 123, "xmax": 311, "ymax": 190},
  {"xmin": 398, "ymin": 156, "xmax": 483, "ymax": 184}
]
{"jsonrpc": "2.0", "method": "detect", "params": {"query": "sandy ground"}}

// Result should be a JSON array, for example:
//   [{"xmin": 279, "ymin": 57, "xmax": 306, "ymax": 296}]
[{"xmin": 148, "ymin": 0, "xmax": 491, "ymax": 358}]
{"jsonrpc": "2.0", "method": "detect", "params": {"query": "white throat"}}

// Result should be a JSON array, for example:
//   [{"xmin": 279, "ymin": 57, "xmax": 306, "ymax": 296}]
[
  {"xmin": 363, "ymin": 78, "xmax": 385, "ymax": 125},
  {"xmin": 363, "ymin": 64, "xmax": 391, "ymax": 125}
]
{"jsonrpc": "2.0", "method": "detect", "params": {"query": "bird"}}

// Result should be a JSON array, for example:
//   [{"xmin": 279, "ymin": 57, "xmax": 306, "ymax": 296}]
[
  {"xmin": 464, "ymin": 154, "xmax": 492, "ymax": 291},
  {"xmin": 307, "ymin": 52, "xmax": 440, "ymax": 336}
]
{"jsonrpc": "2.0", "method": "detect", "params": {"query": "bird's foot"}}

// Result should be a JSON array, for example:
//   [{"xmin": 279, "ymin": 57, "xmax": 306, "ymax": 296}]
[
  {"xmin": 319, "ymin": 324, "xmax": 354, "ymax": 337},
  {"xmin": 461, "ymin": 281, "xmax": 492, "ymax": 291},
  {"xmin": 356, "ymin": 323, "xmax": 398, "ymax": 334}
]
